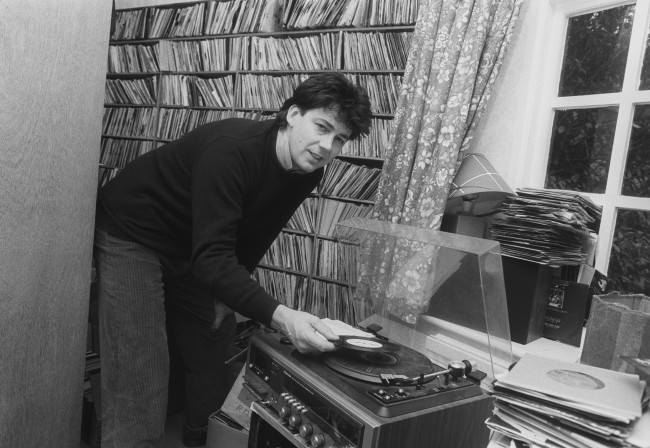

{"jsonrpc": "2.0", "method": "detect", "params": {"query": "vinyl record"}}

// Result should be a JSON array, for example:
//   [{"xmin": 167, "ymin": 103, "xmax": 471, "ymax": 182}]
[
  {"xmin": 335, "ymin": 335, "xmax": 401, "ymax": 353},
  {"xmin": 324, "ymin": 340, "xmax": 438, "ymax": 384}
]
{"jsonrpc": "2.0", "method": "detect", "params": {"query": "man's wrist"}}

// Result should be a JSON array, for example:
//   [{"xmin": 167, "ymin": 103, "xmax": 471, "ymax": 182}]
[{"xmin": 271, "ymin": 304, "xmax": 290, "ymax": 331}]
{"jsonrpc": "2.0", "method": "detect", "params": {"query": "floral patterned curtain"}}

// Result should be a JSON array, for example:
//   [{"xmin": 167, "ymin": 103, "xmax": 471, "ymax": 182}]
[
  {"xmin": 373, "ymin": 0, "xmax": 522, "ymax": 228},
  {"xmin": 353, "ymin": 0, "xmax": 522, "ymax": 324}
]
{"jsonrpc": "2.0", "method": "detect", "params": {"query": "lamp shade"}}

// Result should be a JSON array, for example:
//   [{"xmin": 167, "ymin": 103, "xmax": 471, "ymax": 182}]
[{"xmin": 446, "ymin": 153, "xmax": 513, "ymax": 216}]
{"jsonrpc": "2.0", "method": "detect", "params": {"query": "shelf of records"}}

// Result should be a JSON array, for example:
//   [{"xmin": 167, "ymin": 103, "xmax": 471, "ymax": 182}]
[
  {"xmin": 110, "ymin": 0, "xmax": 419, "ymax": 41},
  {"xmin": 104, "ymin": 72, "xmax": 402, "ymax": 115},
  {"xmin": 254, "ymin": 268, "xmax": 358, "ymax": 322},
  {"xmin": 100, "ymin": 108, "xmax": 391, "ymax": 164},
  {"xmin": 247, "ymin": 194, "xmax": 373, "ymax": 300},
  {"xmin": 108, "ymin": 30, "xmax": 412, "ymax": 73},
  {"xmin": 262, "ymin": 200, "xmax": 368, "ymax": 278},
  {"xmin": 258, "ymin": 233, "xmax": 357, "ymax": 282}
]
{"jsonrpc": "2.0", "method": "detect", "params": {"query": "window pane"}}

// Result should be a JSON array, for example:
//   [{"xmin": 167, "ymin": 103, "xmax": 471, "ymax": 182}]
[
  {"xmin": 558, "ymin": 5, "xmax": 635, "ymax": 96},
  {"xmin": 545, "ymin": 107, "xmax": 617, "ymax": 193},
  {"xmin": 639, "ymin": 23, "xmax": 650, "ymax": 89},
  {"xmin": 622, "ymin": 104, "xmax": 650, "ymax": 196},
  {"xmin": 607, "ymin": 209, "xmax": 650, "ymax": 295}
]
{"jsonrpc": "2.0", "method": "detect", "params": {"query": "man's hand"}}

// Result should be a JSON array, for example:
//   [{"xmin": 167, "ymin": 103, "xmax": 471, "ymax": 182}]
[{"xmin": 271, "ymin": 305, "xmax": 339, "ymax": 353}]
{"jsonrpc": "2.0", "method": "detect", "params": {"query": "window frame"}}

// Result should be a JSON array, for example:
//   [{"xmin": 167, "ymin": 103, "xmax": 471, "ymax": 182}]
[{"xmin": 517, "ymin": 0, "xmax": 650, "ymax": 274}]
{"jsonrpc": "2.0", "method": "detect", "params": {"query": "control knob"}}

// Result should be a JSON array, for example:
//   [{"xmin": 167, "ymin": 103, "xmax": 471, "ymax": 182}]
[
  {"xmin": 310, "ymin": 433, "xmax": 326, "ymax": 447},
  {"xmin": 278, "ymin": 406, "xmax": 291, "ymax": 419},
  {"xmin": 298, "ymin": 423, "xmax": 313, "ymax": 438},
  {"xmin": 288, "ymin": 414, "xmax": 302, "ymax": 428}
]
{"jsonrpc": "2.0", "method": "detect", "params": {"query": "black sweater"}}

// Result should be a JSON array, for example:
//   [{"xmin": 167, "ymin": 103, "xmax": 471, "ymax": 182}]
[{"xmin": 97, "ymin": 119, "xmax": 322, "ymax": 324}]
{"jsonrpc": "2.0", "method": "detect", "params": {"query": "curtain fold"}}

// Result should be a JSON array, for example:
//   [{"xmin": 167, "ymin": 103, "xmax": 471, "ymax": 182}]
[{"xmin": 354, "ymin": 0, "xmax": 522, "ymax": 324}]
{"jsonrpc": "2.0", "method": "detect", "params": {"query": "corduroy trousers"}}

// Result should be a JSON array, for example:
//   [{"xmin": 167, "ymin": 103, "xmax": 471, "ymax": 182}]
[{"xmin": 94, "ymin": 229, "xmax": 235, "ymax": 448}]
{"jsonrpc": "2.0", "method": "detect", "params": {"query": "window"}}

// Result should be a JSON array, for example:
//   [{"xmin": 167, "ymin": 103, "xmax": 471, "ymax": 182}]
[{"xmin": 526, "ymin": 0, "xmax": 650, "ymax": 294}]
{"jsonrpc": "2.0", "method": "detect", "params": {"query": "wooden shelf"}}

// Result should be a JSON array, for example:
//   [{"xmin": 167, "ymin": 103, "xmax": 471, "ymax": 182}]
[{"xmin": 110, "ymin": 24, "xmax": 416, "ymax": 44}]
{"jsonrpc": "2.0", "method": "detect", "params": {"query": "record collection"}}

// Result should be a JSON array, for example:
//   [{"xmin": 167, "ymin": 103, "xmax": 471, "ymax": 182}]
[
  {"xmin": 344, "ymin": 118, "xmax": 392, "ymax": 159},
  {"xmin": 486, "ymin": 354, "xmax": 649, "ymax": 448},
  {"xmin": 158, "ymin": 40, "xmax": 204, "ymax": 71},
  {"xmin": 305, "ymin": 279, "xmax": 356, "ymax": 321},
  {"xmin": 314, "ymin": 238, "xmax": 357, "ymax": 284},
  {"xmin": 253, "ymin": 270, "xmax": 356, "ymax": 322},
  {"xmin": 108, "ymin": 44, "xmax": 158, "ymax": 73},
  {"xmin": 159, "ymin": 74, "xmax": 234, "ymax": 108},
  {"xmin": 103, "ymin": 107, "xmax": 157, "ymax": 139},
  {"xmin": 343, "ymin": 32, "xmax": 412, "ymax": 70},
  {"xmin": 260, "ymin": 233, "xmax": 313, "ymax": 273},
  {"xmin": 111, "ymin": 0, "xmax": 421, "ymax": 38},
  {"xmin": 250, "ymin": 34, "xmax": 340, "ymax": 70},
  {"xmin": 319, "ymin": 159, "xmax": 381, "ymax": 201},
  {"xmin": 282, "ymin": 0, "xmax": 419, "ymax": 29},
  {"xmin": 286, "ymin": 197, "xmax": 318, "ymax": 233},
  {"xmin": 148, "ymin": 3, "xmax": 205, "ymax": 38},
  {"xmin": 315, "ymin": 199, "xmax": 372, "ymax": 237},
  {"xmin": 489, "ymin": 188, "xmax": 602, "ymax": 266},
  {"xmin": 105, "ymin": 77, "xmax": 156, "ymax": 105}
]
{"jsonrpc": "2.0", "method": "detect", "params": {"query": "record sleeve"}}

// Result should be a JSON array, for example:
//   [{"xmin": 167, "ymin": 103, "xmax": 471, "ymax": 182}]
[{"xmin": 495, "ymin": 354, "xmax": 644, "ymax": 423}]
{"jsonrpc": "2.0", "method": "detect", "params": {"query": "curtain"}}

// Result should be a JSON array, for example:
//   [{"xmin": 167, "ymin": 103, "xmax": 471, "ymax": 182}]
[
  {"xmin": 373, "ymin": 0, "xmax": 521, "ymax": 228},
  {"xmin": 353, "ymin": 0, "xmax": 522, "ymax": 324}
]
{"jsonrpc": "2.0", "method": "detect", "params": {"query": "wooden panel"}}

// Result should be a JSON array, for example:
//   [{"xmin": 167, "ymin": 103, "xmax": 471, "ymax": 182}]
[
  {"xmin": 0, "ymin": 1, "xmax": 111, "ymax": 446},
  {"xmin": 378, "ymin": 394, "xmax": 494, "ymax": 448}
]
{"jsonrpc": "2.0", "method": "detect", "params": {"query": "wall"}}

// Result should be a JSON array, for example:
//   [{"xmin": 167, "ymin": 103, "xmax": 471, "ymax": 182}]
[
  {"xmin": 0, "ymin": 0, "xmax": 111, "ymax": 446},
  {"xmin": 470, "ymin": 0, "xmax": 544, "ymax": 187}
]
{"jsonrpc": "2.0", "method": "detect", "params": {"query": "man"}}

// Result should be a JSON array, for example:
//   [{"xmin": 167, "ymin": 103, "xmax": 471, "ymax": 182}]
[{"xmin": 94, "ymin": 73, "xmax": 372, "ymax": 447}]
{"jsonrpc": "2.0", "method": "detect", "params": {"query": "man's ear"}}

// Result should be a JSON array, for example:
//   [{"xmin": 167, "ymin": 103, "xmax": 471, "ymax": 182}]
[{"xmin": 286, "ymin": 104, "xmax": 302, "ymax": 126}]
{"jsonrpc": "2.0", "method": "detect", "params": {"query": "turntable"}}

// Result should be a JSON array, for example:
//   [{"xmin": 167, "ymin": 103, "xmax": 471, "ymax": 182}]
[
  {"xmin": 245, "ymin": 323, "xmax": 492, "ymax": 448},
  {"xmin": 325, "ymin": 334, "xmax": 477, "ymax": 387},
  {"xmin": 245, "ymin": 218, "xmax": 513, "ymax": 448}
]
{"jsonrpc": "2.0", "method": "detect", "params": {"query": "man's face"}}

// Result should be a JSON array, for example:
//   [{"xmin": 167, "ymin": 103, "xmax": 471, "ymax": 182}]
[{"xmin": 285, "ymin": 105, "xmax": 352, "ymax": 173}]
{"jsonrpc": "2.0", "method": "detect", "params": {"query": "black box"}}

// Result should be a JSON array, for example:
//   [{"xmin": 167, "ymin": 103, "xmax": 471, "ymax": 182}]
[
  {"xmin": 502, "ymin": 256, "xmax": 553, "ymax": 344},
  {"xmin": 543, "ymin": 279, "xmax": 590, "ymax": 347}
]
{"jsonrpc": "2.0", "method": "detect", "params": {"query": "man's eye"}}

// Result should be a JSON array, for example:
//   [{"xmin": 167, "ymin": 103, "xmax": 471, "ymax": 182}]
[
  {"xmin": 336, "ymin": 137, "xmax": 347, "ymax": 145},
  {"xmin": 316, "ymin": 123, "xmax": 327, "ymax": 132}
]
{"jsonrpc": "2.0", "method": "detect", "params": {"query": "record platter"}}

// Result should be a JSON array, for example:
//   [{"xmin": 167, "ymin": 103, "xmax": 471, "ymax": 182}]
[
  {"xmin": 325, "ymin": 335, "xmax": 476, "ymax": 388},
  {"xmin": 244, "ymin": 324, "xmax": 493, "ymax": 448}
]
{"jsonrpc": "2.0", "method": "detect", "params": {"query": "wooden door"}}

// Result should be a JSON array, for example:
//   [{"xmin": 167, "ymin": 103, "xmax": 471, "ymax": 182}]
[{"xmin": 0, "ymin": 1, "xmax": 111, "ymax": 446}]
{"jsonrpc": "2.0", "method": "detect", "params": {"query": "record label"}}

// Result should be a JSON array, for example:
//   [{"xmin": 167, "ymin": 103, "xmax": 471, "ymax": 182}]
[{"xmin": 336, "ymin": 336, "xmax": 401, "ymax": 353}]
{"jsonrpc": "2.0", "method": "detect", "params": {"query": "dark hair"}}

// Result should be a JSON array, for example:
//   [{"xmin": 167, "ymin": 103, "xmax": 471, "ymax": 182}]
[{"xmin": 275, "ymin": 73, "xmax": 372, "ymax": 140}]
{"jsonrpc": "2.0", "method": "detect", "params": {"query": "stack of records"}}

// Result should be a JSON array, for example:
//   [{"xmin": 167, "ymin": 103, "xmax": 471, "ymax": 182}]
[
  {"xmin": 489, "ymin": 188, "xmax": 602, "ymax": 265},
  {"xmin": 486, "ymin": 354, "xmax": 649, "ymax": 448}
]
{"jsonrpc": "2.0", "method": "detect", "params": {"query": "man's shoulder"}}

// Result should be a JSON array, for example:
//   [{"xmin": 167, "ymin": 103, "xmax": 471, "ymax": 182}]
[
  {"xmin": 190, "ymin": 118, "xmax": 276, "ymax": 170},
  {"xmin": 201, "ymin": 118, "xmax": 274, "ymax": 143}
]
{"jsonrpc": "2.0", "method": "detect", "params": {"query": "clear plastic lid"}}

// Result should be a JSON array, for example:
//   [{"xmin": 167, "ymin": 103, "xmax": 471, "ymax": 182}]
[{"xmin": 335, "ymin": 217, "xmax": 513, "ymax": 382}]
